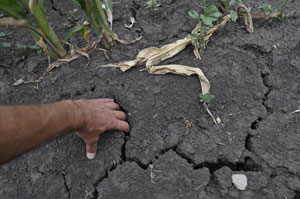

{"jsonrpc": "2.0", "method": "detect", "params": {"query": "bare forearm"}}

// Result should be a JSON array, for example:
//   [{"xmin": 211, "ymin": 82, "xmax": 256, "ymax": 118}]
[{"xmin": 0, "ymin": 100, "xmax": 82, "ymax": 164}]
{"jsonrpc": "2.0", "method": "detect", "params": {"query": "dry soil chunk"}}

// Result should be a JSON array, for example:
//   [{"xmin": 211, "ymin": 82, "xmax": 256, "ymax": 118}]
[{"xmin": 97, "ymin": 150, "xmax": 210, "ymax": 199}]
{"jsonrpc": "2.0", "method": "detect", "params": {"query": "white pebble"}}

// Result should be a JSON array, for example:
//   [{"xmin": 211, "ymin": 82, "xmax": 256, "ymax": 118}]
[{"xmin": 232, "ymin": 174, "xmax": 247, "ymax": 190}]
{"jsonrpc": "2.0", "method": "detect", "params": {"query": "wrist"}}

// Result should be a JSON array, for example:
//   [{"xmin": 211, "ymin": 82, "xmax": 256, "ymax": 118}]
[{"xmin": 62, "ymin": 100, "xmax": 85, "ymax": 131}]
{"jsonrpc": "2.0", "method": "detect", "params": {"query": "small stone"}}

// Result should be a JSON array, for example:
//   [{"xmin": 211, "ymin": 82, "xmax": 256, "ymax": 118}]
[{"xmin": 232, "ymin": 174, "xmax": 247, "ymax": 191}]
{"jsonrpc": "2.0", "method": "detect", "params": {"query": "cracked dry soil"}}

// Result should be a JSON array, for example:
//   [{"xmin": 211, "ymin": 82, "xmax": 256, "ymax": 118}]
[{"xmin": 1, "ymin": 0, "xmax": 300, "ymax": 198}]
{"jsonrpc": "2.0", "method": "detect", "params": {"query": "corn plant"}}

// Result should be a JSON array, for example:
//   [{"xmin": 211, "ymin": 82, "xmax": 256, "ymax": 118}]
[
  {"xmin": 0, "ymin": 0, "xmax": 67, "ymax": 59},
  {"xmin": 68, "ymin": 0, "xmax": 116, "ymax": 47},
  {"xmin": 146, "ymin": 0, "xmax": 161, "ymax": 12}
]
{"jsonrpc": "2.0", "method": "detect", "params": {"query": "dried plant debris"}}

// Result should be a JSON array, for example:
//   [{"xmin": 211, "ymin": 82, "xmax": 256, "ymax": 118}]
[
  {"xmin": 125, "ymin": 17, "xmax": 136, "ymax": 29},
  {"xmin": 102, "ymin": 38, "xmax": 210, "ymax": 94},
  {"xmin": 237, "ymin": 5, "xmax": 254, "ymax": 33},
  {"xmin": 102, "ymin": 34, "xmax": 221, "ymax": 123},
  {"xmin": 291, "ymin": 110, "xmax": 300, "ymax": 115}
]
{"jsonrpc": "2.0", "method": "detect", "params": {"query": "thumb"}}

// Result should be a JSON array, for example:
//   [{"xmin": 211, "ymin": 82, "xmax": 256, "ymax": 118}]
[{"xmin": 85, "ymin": 141, "xmax": 98, "ymax": 160}]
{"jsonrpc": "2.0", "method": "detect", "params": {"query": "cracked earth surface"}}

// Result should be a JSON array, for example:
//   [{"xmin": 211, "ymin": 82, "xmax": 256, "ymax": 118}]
[{"xmin": 1, "ymin": 0, "xmax": 300, "ymax": 198}]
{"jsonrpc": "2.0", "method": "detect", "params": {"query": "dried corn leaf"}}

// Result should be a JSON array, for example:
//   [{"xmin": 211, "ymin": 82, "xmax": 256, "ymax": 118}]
[
  {"xmin": 146, "ymin": 38, "xmax": 191, "ymax": 67},
  {"xmin": 148, "ymin": 64, "xmax": 210, "ymax": 94},
  {"xmin": 116, "ymin": 35, "xmax": 143, "ymax": 45},
  {"xmin": 237, "ymin": 5, "xmax": 254, "ymax": 33},
  {"xmin": 24, "ymin": 38, "xmax": 105, "ymax": 84},
  {"xmin": 25, "ymin": 54, "xmax": 80, "ymax": 84},
  {"xmin": 103, "ymin": 38, "xmax": 191, "ymax": 71},
  {"xmin": 102, "ymin": 46, "xmax": 161, "ymax": 71},
  {"xmin": 29, "ymin": 0, "xmax": 34, "ymax": 15},
  {"xmin": 101, "ymin": 18, "xmax": 234, "ymax": 124},
  {"xmin": 102, "ymin": 38, "xmax": 210, "ymax": 94},
  {"xmin": 205, "ymin": 14, "xmax": 231, "ymax": 39},
  {"xmin": 241, "ymin": 11, "xmax": 281, "ymax": 19}
]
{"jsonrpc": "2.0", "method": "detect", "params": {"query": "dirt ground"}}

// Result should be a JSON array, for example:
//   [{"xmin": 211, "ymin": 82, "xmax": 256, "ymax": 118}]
[{"xmin": 0, "ymin": 0, "xmax": 300, "ymax": 198}]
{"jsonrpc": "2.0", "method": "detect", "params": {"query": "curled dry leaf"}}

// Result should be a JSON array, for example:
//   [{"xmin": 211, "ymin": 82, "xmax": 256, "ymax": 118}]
[
  {"xmin": 116, "ymin": 35, "xmax": 143, "ymax": 45},
  {"xmin": 101, "ymin": 38, "xmax": 210, "ymax": 94},
  {"xmin": 36, "ymin": 37, "xmax": 49, "ymax": 55},
  {"xmin": 29, "ymin": 0, "xmax": 35, "ymax": 15},
  {"xmin": 237, "ymin": 5, "xmax": 254, "ymax": 33},
  {"xmin": 103, "ymin": 38, "xmax": 191, "ymax": 71},
  {"xmin": 25, "ymin": 54, "xmax": 80, "ymax": 84},
  {"xmin": 204, "ymin": 14, "xmax": 231, "ymax": 39},
  {"xmin": 291, "ymin": 110, "xmax": 300, "ymax": 115},
  {"xmin": 25, "ymin": 38, "xmax": 106, "ymax": 84},
  {"xmin": 125, "ymin": 17, "xmax": 136, "ymax": 29},
  {"xmin": 101, "ymin": 19, "xmax": 238, "ymax": 123},
  {"xmin": 146, "ymin": 38, "xmax": 191, "ymax": 67},
  {"xmin": 148, "ymin": 64, "xmax": 210, "ymax": 94},
  {"xmin": 75, "ymin": 49, "xmax": 90, "ymax": 65},
  {"xmin": 101, "ymin": 37, "xmax": 218, "ymax": 122}
]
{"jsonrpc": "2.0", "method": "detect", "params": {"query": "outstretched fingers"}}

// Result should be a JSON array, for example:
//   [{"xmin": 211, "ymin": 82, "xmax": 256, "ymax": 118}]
[
  {"xmin": 96, "ymin": 98, "xmax": 114, "ymax": 103},
  {"xmin": 110, "ymin": 120, "xmax": 130, "ymax": 133},
  {"xmin": 113, "ymin": 111, "xmax": 127, "ymax": 121},
  {"xmin": 104, "ymin": 102, "xmax": 120, "ymax": 110}
]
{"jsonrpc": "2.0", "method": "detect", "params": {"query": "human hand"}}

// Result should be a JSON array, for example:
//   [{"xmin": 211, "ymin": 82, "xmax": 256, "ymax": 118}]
[{"xmin": 74, "ymin": 98, "xmax": 130, "ymax": 159}]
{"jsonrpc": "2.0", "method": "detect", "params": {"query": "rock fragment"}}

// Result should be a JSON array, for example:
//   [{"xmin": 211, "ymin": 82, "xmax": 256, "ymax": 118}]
[{"xmin": 232, "ymin": 174, "xmax": 247, "ymax": 190}]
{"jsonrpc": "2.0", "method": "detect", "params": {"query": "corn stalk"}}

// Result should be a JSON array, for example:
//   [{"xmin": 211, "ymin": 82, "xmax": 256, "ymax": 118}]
[
  {"xmin": 0, "ymin": 0, "xmax": 67, "ymax": 59},
  {"xmin": 69, "ymin": 0, "xmax": 116, "ymax": 47}
]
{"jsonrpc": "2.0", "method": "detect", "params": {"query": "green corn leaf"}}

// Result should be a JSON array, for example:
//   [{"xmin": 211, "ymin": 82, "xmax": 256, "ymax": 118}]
[
  {"xmin": 70, "ymin": 0, "xmax": 101, "ymax": 36},
  {"xmin": 103, "ymin": 0, "xmax": 113, "ymax": 27},
  {"xmin": 0, "ymin": 0, "xmax": 27, "ymax": 19},
  {"xmin": 0, "ymin": 16, "xmax": 59, "ymax": 58},
  {"xmin": 64, "ymin": 25, "xmax": 85, "ymax": 41},
  {"xmin": 69, "ymin": 0, "xmax": 83, "ymax": 8},
  {"xmin": 23, "ymin": 0, "xmax": 66, "ymax": 58},
  {"xmin": 94, "ymin": 0, "xmax": 115, "ymax": 38},
  {"xmin": 91, "ymin": 0, "xmax": 103, "ymax": 26},
  {"xmin": 104, "ymin": 0, "xmax": 112, "ymax": 12},
  {"xmin": 70, "ymin": 0, "xmax": 116, "ymax": 41},
  {"xmin": 82, "ymin": 26, "xmax": 89, "ymax": 42},
  {"xmin": 0, "ymin": 17, "xmax": 44, "ymax": 41}
]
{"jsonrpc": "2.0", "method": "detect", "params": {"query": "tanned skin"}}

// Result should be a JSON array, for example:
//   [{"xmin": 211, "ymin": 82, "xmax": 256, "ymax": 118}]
[{"xmin": 0, "ymin": 98, "xmax": 130, "ymax": 165}]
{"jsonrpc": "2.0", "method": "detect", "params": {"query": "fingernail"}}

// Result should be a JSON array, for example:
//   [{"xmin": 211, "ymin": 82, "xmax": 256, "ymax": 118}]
[{"xmin": 87, "ymin": 153, "xmax": 95, "ymax": 159}]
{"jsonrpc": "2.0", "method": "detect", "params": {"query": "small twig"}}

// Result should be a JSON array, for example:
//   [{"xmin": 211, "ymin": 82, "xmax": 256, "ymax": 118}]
[
  {"xmin": 194, "ymin": 184, "xmax": 203, "ymax": 190},
  {"xmin": 290, "ymin": 109, "xmax": 300, "ymax": 115},
  {"xmin": 203, "ymin": 102, "xmax": 219, "ymax": 125}
]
